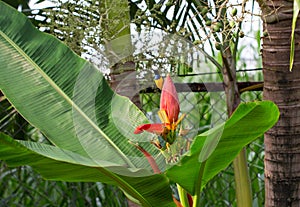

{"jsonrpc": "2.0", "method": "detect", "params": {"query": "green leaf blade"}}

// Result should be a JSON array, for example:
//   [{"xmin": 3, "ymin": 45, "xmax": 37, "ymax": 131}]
[
  {"xmin": 0, "ymin": 132, "xmax": 175, "ymax": 207},
  {"xmin": 0, "ymin": 2, "xmax": 87, "ymax": 156},
  {"xmin": 0, "ymin": 2, "xmax": 173, "ymax": 205},
  {"xmin": 166, "ymin": 101, "xmax": 279, "ymax": 195},
  {"xmin": 0, "ymin": 1, "xmax": 159, "ymax": 172}
]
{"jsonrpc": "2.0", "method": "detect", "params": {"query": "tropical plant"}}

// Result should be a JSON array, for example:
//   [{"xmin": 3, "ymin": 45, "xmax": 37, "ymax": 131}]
[
  {"xmin": 0, "ymin": 2, "xmax": 279, "ymax": 207},
  {"xmin": 34, "ymin": 0, "xmax": 300, "ymax": 206}
]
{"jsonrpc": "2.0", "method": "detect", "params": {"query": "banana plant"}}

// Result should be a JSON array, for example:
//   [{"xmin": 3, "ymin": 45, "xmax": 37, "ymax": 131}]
[{"xmin": 0, "ymin": 2, "xmax": 279, "ymax": 207}]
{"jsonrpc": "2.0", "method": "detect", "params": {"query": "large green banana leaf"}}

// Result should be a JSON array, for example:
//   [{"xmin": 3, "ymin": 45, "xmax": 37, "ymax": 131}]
[
  {"xmin": 166, "ymin": 101, "xmax": 279, "ymax": 195},
  {"xmin": 0, "ymin": 2, "xmax": 174, "ymax": 206},
  {"xmin": 0, "ymin": 132, "xmax": 173, "ymax": 207},
  {"xmin": 0, "ymin": 1, "xmax": 161, "ymax": 173}
]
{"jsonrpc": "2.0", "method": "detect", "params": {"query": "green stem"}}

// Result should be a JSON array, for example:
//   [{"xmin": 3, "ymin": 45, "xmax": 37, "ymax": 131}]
[
  {"xmin": 177, "ymin": 184, "xmax": 190, "ymax": 207},
  {"xmin": 192, "ymin": 161, "xmax": 206, "ymax": 207},
  {"xmin": 233, "ymin": 148, "xmax": 252, "ymax": 207}
]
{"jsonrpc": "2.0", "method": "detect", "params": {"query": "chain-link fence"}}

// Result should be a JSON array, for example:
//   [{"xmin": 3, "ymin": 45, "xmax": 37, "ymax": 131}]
[
  {"xmin": 138, "ymin": 71, "xmax": 264, "ymax": 207},
  {"xmin": 0, "ymin": 70, "xmax": 264, "ymax": 207}
]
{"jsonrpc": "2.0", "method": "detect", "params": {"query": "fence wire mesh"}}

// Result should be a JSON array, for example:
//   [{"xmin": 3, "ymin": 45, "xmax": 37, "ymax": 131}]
[
  {"xmin": 0, "ymin": 75, "xmax": 264, "ymax": 207},
  {"xmin": 139, "ymin": 86, "xmax": 264, "ymax": 207}
]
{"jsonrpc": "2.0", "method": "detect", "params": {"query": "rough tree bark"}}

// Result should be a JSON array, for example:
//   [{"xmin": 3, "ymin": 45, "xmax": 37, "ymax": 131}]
[{"xmin": 259, "ymin": 0, "xmax": 300, "ymax": 206}]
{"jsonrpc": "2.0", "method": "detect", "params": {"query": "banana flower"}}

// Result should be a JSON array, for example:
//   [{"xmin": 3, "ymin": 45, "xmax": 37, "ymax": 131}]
[{"xmin": 134, "ymin": 74, "xmax": 185, "ymax": 148}]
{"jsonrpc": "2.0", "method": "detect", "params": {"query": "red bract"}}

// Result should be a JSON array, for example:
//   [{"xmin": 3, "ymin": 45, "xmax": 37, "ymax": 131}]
[
  {"xmin": 134, "ymin": 74, "xmax": 184, "ymax": 147},
  {"xmin": 134, "ymin": 123, "xmax": 165, "ymax": 135},
  {"xmin": 160, "ymin": 74, "xmax": 180, "ymax": 124}
]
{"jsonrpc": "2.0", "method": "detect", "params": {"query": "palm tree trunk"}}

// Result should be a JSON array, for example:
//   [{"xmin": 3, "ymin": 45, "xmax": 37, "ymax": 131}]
[
  {"xmin": 259, "ymin": 0, "xmax": 300, "ymax": 206},
  {"xmin": 100, "ymin": 0, "xmax": 140, "ymax": 108}
]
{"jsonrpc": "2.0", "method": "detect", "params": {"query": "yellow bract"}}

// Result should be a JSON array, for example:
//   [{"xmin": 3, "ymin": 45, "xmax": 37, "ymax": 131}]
[{"xmin": 158, "ymin": 110, "xmax": 185, "ymax": 131}]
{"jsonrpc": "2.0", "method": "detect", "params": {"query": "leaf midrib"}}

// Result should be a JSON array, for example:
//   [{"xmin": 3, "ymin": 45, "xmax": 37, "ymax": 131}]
[{"xmin": 0, "ymin": 30, "xmax": 135, "ymax": 168}]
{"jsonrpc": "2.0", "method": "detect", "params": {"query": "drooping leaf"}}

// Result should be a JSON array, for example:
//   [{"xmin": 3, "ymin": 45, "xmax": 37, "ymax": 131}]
[
  {"xmin": 0, "ymin": 2, "xmax": 174, "ymax": 206},
  {"xmin": 166, "ymin": 101, "xmax": 279, "ymax": 195},
  {"xmin": 0, "ymin": 133, "xmax": 174, "ymax": 207}
]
